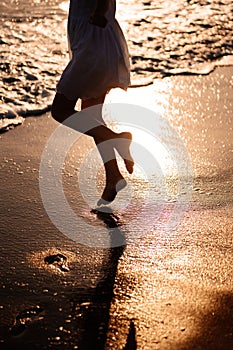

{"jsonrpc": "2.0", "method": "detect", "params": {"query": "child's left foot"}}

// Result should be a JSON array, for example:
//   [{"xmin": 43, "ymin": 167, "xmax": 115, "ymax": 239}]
[{"xmin": 97, "ymin": 178, "xmax": 127, "ymax": 206}]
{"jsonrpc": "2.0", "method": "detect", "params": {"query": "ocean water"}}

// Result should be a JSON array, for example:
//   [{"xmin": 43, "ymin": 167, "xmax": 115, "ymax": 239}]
[{"xmin": 0, "ymin": 0, "xmax": 232, "ymax": 130}]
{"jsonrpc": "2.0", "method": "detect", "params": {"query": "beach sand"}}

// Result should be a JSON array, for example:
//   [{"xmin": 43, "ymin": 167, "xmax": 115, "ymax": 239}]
[{"xmin": 0, "ymin": 66, "xmax": 233, "ymax": 349}]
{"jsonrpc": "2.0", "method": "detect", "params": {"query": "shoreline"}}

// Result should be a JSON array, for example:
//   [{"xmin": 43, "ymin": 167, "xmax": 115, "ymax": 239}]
[
  {"xmin": 1, "ymin": 58, "xmax": 233, "ymax": 133},
  {"xmin": 1, "ymin": 0, "xmax": 232, "ymax": 128}
]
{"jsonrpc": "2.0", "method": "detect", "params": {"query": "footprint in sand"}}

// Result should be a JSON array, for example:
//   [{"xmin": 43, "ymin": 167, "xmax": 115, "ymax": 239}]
[
  {"xmin": 44, "ymin": 253, "xmax": 70, "ymax": 272},
  {"xmin": 10, "ymin": 306, "xmax": 44, "ymax": 336}
]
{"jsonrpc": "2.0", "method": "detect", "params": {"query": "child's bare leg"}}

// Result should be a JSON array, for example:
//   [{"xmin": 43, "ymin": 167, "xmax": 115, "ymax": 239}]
[
  {"xmin": 51, "ymin": 92, "xmax": 130, "ymax": 202},
  {"xmin": 52, "ymin": 93, "xmax": 114, "ymax": 140},
  {"xmin": 52, "ymin": 93, "xmax": 134, "ymax": 173},
  {"xmin": 51, "ymin": 93, "xmax": 134, "ymax": 202},
  {"xmin": 82, "ymin": 97, "xmax": 134, "ymax": 174},
  {"xmin": 81, "ymin": 96, "xmax": 126, "ymax": 204}
]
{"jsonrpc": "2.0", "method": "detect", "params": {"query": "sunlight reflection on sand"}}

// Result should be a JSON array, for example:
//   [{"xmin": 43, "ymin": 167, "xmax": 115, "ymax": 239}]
[{"xmin": 106, "ymin": 81, "xmax": 178, "ymax": 177}]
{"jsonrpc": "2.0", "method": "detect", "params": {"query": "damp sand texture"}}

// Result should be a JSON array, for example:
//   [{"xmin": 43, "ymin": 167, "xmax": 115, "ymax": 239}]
[{"xmin": 0, "ymin": 66, "xmax": 233, "ymax": 349}]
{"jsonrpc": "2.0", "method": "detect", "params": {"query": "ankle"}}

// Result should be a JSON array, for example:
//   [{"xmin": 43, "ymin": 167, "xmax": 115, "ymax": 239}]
[{"xmin": 106, "ymin": 173, "xmax": 124, "ymax": 183}]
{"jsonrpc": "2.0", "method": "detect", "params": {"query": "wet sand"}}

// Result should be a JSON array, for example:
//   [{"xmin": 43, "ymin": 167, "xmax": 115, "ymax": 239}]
[{"xmin": 0, "ymin": 66, "xmax": 233, "ymax": 349}]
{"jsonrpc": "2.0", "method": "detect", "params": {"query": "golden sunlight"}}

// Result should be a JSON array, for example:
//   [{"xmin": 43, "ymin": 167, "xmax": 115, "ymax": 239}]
[
  {"xmin": 125, "ymin": 126, "xmax": 177, "ymax": 178},
  {"xmin": 107, "ymin": 82, "xmax": 177, "ymax": 179}
]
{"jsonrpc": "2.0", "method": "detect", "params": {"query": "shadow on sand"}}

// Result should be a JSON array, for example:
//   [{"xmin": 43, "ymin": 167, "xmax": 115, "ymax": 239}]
[
  {"xmin": 69, "ymin": 206, "xmax": 137, "ymax": 350},
  {"xmin": 0, "ymin": 207, "xmax": 137, "ymax": 350}
]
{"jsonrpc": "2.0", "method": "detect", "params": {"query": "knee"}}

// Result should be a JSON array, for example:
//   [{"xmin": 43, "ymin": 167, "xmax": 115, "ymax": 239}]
[
  {"xmin": 51, "ymin": 101, "xmax": 71, "ymax": 124},
  {"xmin": 51, "ymin": 93, "xmax": 76, "ymax": 123}
]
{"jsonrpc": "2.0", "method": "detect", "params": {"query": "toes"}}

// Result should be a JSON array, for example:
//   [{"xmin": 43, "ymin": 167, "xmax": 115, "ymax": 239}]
[
  {"xmin": 125, "ymin": 160, "xmax": 134, "ymax": 174},
  {"xmin": 121, "ymin": 131, "xmax": 132, "ymax": 141},
  {"xmin": 98, "ymin": 187, "xmax": 117, "ymax": 205}
]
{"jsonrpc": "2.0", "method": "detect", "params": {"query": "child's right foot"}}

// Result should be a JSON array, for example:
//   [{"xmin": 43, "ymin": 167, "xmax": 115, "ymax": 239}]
[
  {"xmin": 97, "ymin": 178, "xmax": 127, "ymax": 206},
  {"xmin": 115, "ymin": 132, "xmax": 134, "ymax": 174}
]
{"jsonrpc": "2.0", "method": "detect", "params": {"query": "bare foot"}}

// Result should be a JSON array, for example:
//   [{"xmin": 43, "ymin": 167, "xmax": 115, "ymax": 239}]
[
  {"xmin": 115, "ymin": 132, "xmax": 134, "ymax": 174},
  {"xmin": 97, "ymin": 178, "xmax": 127, "ymax": 206}
]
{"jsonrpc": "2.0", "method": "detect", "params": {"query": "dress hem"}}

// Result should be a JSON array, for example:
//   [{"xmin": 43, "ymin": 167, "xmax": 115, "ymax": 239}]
[{"xmin": 56, "ymin": 84, "xmax": 129, "ymax": 101}]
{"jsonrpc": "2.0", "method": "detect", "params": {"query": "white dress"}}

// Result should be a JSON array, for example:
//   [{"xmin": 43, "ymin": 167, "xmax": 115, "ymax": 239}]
[{"xmin": 57, "ymin": 0, "xmax": 131, "ymax": 100}]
